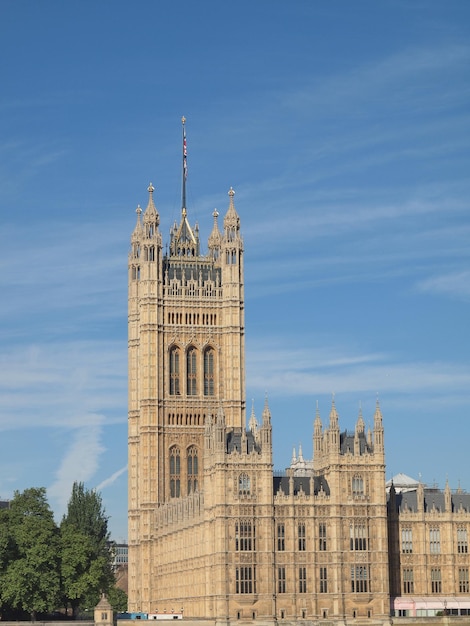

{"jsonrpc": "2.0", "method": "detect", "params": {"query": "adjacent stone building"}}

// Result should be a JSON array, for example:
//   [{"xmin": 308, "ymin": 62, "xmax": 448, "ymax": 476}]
[{"xmin": 388, "ymin": 481, "xmax": 470, "ymax": 617}]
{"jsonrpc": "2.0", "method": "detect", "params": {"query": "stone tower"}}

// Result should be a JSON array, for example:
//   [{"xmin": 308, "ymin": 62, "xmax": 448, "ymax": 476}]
[
  {"xmin": 128, "ymin": 120, "xmax": 246, "ymax": 609},
  {"xmin": 127, "ymin": 122, "xmax": 395, "ymax": 623}
]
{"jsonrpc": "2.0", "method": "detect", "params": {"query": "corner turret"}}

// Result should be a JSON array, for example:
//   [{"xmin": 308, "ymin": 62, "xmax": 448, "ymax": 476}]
[
  {"xmin": 374, "ymin": 397, "xmax": 384, "ymax": 454},
  {"xmin": 328, "ymin": 395, "xmax": 340, "ymax": 453}
]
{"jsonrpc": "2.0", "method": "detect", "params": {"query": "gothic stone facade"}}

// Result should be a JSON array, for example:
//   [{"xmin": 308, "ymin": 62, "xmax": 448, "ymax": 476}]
[
  {"xmin": 388, "ymin": 483, "xmax": 470, "ymax": 616},
  {"xmin": 128, "ymin": 184, "xmax": 470, "ymax": 623},
  {"xmin": 128, "ymin": 185, "xmax": 391, "ymax": 622}
]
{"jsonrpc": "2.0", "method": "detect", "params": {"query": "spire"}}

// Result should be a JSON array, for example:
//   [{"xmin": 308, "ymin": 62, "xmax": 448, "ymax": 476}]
[
  {"xmin": 130, "ymin": 205, "xmax": 143, "ymax": 265},
  {"xmin": 131, "ymin": 205, "xmax": 143, "ymax": 242},
  {"xmin": 329, "ymin": 394, "xmax": 339, "ymax": 428},
  {"xmin": 356, "ymin": 404, "xmax": 365, "ymax": 434},
  {"xmin": 260, "ymin": 394, "xmax": 272, "ymax": 454},
  {"xmin": 328, "ymin": 394, "xmax": 340, "ymax": 452},
  {"xmin": 143, "ymin": 183, "xmax": 160, "ymax": 238},
  {"xmin": 248, "ymin": 400, "xmax": 258, "ymax": 435},
  {"xmin": 262, "ymin": 394, "xmax": 271, "ymax": 425},
  {"xmin": 374, "ymin": 396, "xmax": 383, "ymax": 423},
  {"xmin": 445, "ymin": 478, "xmax": 452, "ymax": 512},
  {"xmin": 314, "ymin": 401, "xmax": 322, "ymax": 433},
  {"xmin": 208, "ymin": 209, "xmax": 222, "ymax": 260},
  {"xmin": 373, "ymin": 395, "xmax": 384, "ymax": 452},
  {"xmin": 313, "ymin": 400, "xmax": 323, "ymax": 459},
  {"xmin": 291, "ymin": 446, "xmax": 297, "ymax": 464},
  {"xmin": 223, "ymin": 187, "xmax": 240, "ymax": 234}
]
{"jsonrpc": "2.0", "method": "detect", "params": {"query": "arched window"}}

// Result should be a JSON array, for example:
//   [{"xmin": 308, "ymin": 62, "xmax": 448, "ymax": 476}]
[
  {"xmin": 204, "ymin": 347, "xmax": 215, "ymax": 396},
  {"xmin": 239, "ymin": 473, "xmax": 251, "ymax": 495},
  {"xmin": 186, "ymin": 347, "xmax": 197, "ymax": 395},
  {"xmin": 352, "ymin": 474, "xmax": 364, "ymax": 496},
  {"xmin": 169, "ymin": 446, "xmax": 180, "ymax": 498},
  {"xmin": 169, "ymin": 346, "xmax": 180, "ymax": 395},
  {"xmin": 187, "ymin": 446, "xmax": 198, "ymax": 494}
]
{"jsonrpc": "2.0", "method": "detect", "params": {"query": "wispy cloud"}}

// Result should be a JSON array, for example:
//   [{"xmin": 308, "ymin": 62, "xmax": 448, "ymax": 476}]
[
  {"xmin": 48, "ymin": 420, "xmax": 106, "ymax": 518},
  {"xmin": 247, "ymin": 342, "xmax": 470, "ymax": 400},
  {"xmin": 0, "ymin": 340, "xmax": 126, "ymax": 431},
  {"xmin": 416, "ymin": 270, "xmax": 470, "ymax": 300},
  {"xmin": 96, "ymin": 465, "xmax": 128, "ymax": 491},
  {"xmin": 0, "ymin": 220, "xmax": 128, "ymax": 334},
  {"xmin": 282, "ymin": 44, "xmax": 470, "ymax": 119}
]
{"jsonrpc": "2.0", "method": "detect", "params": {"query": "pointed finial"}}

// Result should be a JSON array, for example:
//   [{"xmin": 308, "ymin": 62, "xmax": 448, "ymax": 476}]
[
  {"xmin": 314, "ymin": 399, "xmax": 321, "ymax": 421},
  {"xmin": 262, "ymin": 392, "xmax": 271, "ymax": 424},
  {"xmin": 182, "ymin": 116, "xmax": 186, "ymax": 125}
]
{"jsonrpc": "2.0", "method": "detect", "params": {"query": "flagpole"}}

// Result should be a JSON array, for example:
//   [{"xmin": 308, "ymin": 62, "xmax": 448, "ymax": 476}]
[{"xmin": 182, "ymin": 116, "xmax": 187, "ymax": 213}]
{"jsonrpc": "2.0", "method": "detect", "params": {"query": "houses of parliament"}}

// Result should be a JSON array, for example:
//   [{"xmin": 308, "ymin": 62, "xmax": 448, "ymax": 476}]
[{"xmin": 127, "ymin": 124, "xmax": 470, "ymax": 625}]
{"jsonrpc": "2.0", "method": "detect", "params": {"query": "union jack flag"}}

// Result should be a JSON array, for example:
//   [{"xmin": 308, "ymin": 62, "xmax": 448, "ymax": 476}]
[{"xmin": 183, "ymin": 127, "xmax": 188, "ymax": 180}]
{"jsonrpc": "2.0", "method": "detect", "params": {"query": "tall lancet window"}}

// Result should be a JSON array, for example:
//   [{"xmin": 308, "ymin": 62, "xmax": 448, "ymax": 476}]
[
  {"xmin": 204, "ymin": 347, "xmax": 215, "ymax": 396},
  {"xmin": 169, "ymin": 446, "xmax": 181, "ymax": 498},
  {"xmin": 187, "ymin": 446, "xmax": 198, "ymax": 493},
  {"xmin": 352, "ymin": 475, "xmax": 364, "ymax": 496},
  {"xmin": 169, "ymin": 346, "xmax": 180, "ymax": 395},
  {"xmin": 186, "ymin": 347, "xmax": 197, "ymax": 395}
]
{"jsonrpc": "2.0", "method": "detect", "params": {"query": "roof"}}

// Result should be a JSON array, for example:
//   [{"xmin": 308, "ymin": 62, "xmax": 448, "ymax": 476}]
[
  {"xmin": 273, "ymin": 475, "xmax": 330, "ymax": 497},
  {"xmin": 340, "ymin": 430, "xmax": 372, "ymax": 455},
  {"xmin": 227, "ymin": 429, "xmax": 260, "ymax": 454},
  {"xmin": 386, "ymin": 473, "xmax": 420, "ymax": 492},
  {"xmin": 391, "ymin": 488, "xmax": 470, "ymax": 513}
]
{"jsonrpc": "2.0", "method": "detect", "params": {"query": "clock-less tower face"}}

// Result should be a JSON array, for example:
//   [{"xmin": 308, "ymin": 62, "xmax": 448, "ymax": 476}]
[{"xmin": 128, "ymin": 183, "xmax": 245, "ymax": 514}]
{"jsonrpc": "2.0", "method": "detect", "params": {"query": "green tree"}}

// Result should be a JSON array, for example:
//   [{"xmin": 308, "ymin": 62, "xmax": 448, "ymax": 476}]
[
  {"xmin": 107, "ymin": 586, "xmax": 128, "ymax": 613},
  {"xmin": 0, "ymin": 505, "xmax": 17, "ymax": 618},
  {"xmin": 60, "ymin": 482, "xmax": 114, "ymax": 615},
  {"xmin": 0, "ymin": 488, "xmax": 61, "ymax": 620}
]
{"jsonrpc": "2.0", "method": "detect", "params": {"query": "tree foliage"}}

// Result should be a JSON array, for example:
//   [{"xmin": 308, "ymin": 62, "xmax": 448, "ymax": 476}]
[
  {"xmin": 63, "ymin": 482, "xmax": 110, "ymax": 554},
  {"xmin": 107, "ymin": 585, "xmax": 128, "ymax": 613},
  {"xmin": 60, "ymin": 482, "xmax": 115, "ymax": 615},
  {"xmin": 0, "ymin": 488, "xmax": 61, "ymax": 620},
  {"xmin": 0, "ymin": 483, "xmax": 124, "ymax": 619}
]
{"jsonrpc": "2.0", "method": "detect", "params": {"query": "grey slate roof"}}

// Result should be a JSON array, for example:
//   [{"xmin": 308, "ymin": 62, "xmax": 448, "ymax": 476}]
[
  {"xmin": 392, "ymin": 489, "xmax": 470, "ymax": 513},
  {"xmin": 163, "ymin": 261, "xmax": 221, "ymax": 284},
  {"xmin": 340, "ymin": 430, "xmax": 372, "ymax": 455},
  {"xmin": 227, "ymin": 429, "xmax": 261, "ymax": 454},
  {"xmin": 273, "ymin": 475, "xmax": 330, "ymax": 497}
]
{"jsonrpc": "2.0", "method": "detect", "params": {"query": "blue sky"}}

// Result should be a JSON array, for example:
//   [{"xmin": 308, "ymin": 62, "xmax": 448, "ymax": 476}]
[{"xmin": 1, "ymin": 1, "xmax": 469, "ymax": 541}]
